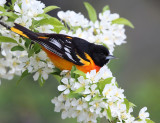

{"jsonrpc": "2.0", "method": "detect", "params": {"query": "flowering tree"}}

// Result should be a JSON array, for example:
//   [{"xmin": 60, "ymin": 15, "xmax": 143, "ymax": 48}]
[{"xmin": 0, "ymin": 0, "xmax": 154, "ymax": 123}]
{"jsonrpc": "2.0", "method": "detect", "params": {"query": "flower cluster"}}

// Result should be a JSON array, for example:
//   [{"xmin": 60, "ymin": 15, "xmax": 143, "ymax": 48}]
[
  {"xmin": 52, "ymin": 66, "xmax": 151, "ymax": 123},
  {"xmin": 58, "ymin": 10, "xmax": 126, "ymax": 54},
  {"xmin": 0, "ymin": 0, "xmax": 55, "ymax": 84},
  {"xmin": 0, "ymin": 0, "xmax": 154, "ymax": 123}
]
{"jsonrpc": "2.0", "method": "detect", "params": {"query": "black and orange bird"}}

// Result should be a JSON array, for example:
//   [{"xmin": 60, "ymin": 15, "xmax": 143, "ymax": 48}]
[{"xmin": 0, "ymin": 21, "xmax": 115, "ymax": 73}]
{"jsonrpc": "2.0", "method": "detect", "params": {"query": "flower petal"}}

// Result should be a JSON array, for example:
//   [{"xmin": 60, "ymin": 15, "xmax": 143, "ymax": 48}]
[{"xmin": 58, "ymin": 85, "xmax": 67, "ymax": 91}]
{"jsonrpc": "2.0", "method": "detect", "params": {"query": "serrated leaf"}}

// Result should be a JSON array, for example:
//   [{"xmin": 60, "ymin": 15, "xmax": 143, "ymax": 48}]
[
  {"xmin": 146, "ymin": 119, "xmax": 155, "ymax": 123},
  {"xmin": 67, "ymin": 92, "xmax": 83, "ymax": 99},
  {"xmin": 16, "ymin": 70, "xmax": 29, "ymax": 85},
  {"xmin": 98, "ymin": 77, "xmax": 112, "ymax": 93},
  {"xmin": 107, "ymin": 106, "xmax": 112, "ymax": 121},
  {"xmin": 74, "ymin": 87, "xmax": 85, "ymax": 93},
  {"xmin": 112, "ymin": 18, "xmax": 134, "ymax": 28},
  {"xmin": 11, "ymin": 45, "xmax": 25, "ymax": 51},
  {"xmin": 71, "ymin": 66, "xmax": 77, "ymax": 78},
  {"xmin": 84, "ymin": 2, "xmax": 97, "ymax": 23},
  {"xmin": 102, "ymin": 5, "xmax": 110, "ymax": 13},
  {"xmin": 43, "ymin": 6, "xmax": 60, "ymax": 14},
  {"xmin": 74, "ymin": 70, "xmax": 86, "ymax": 78},
  {"xmin": 124, "ymin": 98, "xmax": 129, "ymax": 113},
  {"xmin": 0, "ymin": 36, "xmax": 17, "ymax": 43}
]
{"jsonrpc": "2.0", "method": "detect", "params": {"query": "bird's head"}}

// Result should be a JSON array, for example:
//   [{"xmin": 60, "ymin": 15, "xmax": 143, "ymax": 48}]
[{"xmin": 90, "ymin": 44, "xmax": 115, "ymax": 67}]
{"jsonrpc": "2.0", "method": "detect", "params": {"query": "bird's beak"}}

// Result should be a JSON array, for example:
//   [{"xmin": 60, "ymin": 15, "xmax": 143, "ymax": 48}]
[{"xmin": 106, "ymin": 55, "xmax": 116, "ymax": 60}]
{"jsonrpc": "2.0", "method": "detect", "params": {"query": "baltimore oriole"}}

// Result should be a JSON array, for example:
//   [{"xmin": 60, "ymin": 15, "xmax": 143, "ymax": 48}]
[{"xmin": 0, "ymin": 21, "xmax": 115, "ymax": 73}]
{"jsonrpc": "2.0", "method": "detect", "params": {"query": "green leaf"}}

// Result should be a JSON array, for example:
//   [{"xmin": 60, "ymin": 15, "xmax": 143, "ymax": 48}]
[
  {"xmin": 35, "ymin": 17, "xmax": 63, "ymax": 27},
  {"xmin": 24, "ymin": 38, "xmax": 32, "ymax": 48},
  {"xmin": 115, "ymin": 81, "xmax": 119, "ymax": 87},
  {"xmin": 84, "ymin": 2, "xmax": 97, "ymax": 23},
  {"xmin": 98, "ymin": 77, "xmax": 112, "ymax": 93},
  {"xmin": 52, "ymin": 67, "xmax": 62, "ymax": 75},
  {"xmin": 38, "ymin": 76, "xmax": 46, "ymax": 87},
  {"xmin": 0, "ymin": 6, "xmax": 5, "ymax": 13},
  {"xmin": 0, "ymin": 12, "xmax": 18, "ymax": 20},
  {"xmin": 67, "ymin": 92, "xmax": 83, "ymax": 99},
  {"xmin": 16, "ymin": 70, "xmax": 29, "ymax": 85},
  {"xmin": 11, "ymin": 0, "xmax": 17, "ymax": 6},
  {"xmin": 102, "ymin": 5, "xmax": 110, "ymax": 13},
  {"xmin": 71, "ymin": 66, "xmax": 77, "ymax": 78},
  {"xmin": 97, "ymin": 117, "xmax": 101, "ymax": 123},
  {"xmin": 146, "ymin": 119, "xmax": 155, "ymax": 123},
  {"xmin": 74, "ymin": 70, "xmax": 86, "ymax": 78},
  {"xmin": 129, "ymin": 102, "xmax": 136, "ymax": 108},
  {"xmin": 53, "ymin": 74, "xmax": 62, "ymax": 83},
  {"xmin": 0, "ymin": 36, "xmax": 17, "ymax": 43},
  {"xmin": 35, "ymin": 17, "xmax": 64, "ymax": 33},
  {"xmin": 107, "ymin": 106, "xmax": 112, "ymax": 121},
  {"xmin": 28, "ymin": 49, "xmax": 34, "ymax": 57},
  {"xmin": 92, "ymin": 94, "xmax": 103, "ymax": 101},
  {"xmin": 33, "ymin": 43, "xmax": 41, "ymax": 53},
  {"xmin": 124, "ymin": 98, "xmax": 129, "ymax": 113},
  {"xmin": 112, "ymin": 18, "xmax": 134, "ymax": 28},
  {"xmin": 43, "ymin": 6, "xmax": 60, "ymax": 14},
  {"xmin": 11, "ymin": 45, "xmax": 25, "ymax": 51},
  {"xmin": 74, "ymin": 87, "xmax": 85, "ymax": 93}
]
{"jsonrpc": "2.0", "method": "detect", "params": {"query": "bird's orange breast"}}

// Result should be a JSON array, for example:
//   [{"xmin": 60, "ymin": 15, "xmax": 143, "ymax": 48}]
[{"xmin": 42, "ymin": 48, "xmax": 100, "ymax": 73}]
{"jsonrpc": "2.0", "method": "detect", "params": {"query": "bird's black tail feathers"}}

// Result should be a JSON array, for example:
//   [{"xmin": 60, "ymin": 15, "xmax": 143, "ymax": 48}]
[{"xmin": 0, "ymin": 21, "xmax": 38, "ymax": 41}]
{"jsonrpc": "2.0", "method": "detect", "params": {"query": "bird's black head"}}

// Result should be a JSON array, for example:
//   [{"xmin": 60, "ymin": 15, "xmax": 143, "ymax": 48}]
[{"xmin": 90, "ymin": 44, "xmax": 115, "ymax": 67}]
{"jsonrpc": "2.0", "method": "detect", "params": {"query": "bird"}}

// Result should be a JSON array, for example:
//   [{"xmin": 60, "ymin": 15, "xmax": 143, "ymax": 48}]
[{"xmin": 0, "ymin": 21, "xmax": 115, "ymax": 73}]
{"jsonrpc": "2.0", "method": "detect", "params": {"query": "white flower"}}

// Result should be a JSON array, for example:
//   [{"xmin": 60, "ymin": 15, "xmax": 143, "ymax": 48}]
[
  {"xmin": 74, "ymin": 76, "xmax": 89, "ymax": 89},
  {"xmin": 99, "ymin": 10, "xmax": 119, "ymax": 22},
  {"xmin": 58, "ymin": 78, "xmax": 73, "ymax": 94},
  {"xmin": 86, "ymin": 69, "xmax": 100, "ymax": 83},
  {"xmin": 15, "ymin": 16, "xmax": 32, "ymax": 28},
  {"xmin": 33, "ymin": 67, "xmax": 52, "ymax": 81},
  {"xmin": 58, "ymin": 10, "xmax": 89, "ymax": 28},
  {"xmin": 19, "ymin": 56, "xmax": 33, "ymax": 72},
  {"xmin": 36, "ymin": 25, "xmax": 54, "ymax": 33},
  {"xmin": 139, "ymin": 107, "xmax": 150, "ymax": 121},
  {"xmin": 98, "ymin": 65, "xmax": 113, "ymax": 79},
  {"xmin": 84, "ymin": 84, "xmax": 100, "ymax": 101},
  {"xmin": 51, "ymin": 93, "xmax": 65, "ymax": 112},
  {"xmin": 71, "ymin": 98, "xmax": 88, "ymax": 110},
  {"xmin": 0, "ymin": 0, "xmax": 6, "ymax": 7},
  {"xmin": 89, "ymin": 100, "xmax": 108, "ymax": 115}
]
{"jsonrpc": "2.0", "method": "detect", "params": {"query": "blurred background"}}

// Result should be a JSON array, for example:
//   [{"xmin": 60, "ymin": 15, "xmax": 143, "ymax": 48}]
[{"xmin": 0, "ymin": 0, "xmax": 160, "ymax": 123}]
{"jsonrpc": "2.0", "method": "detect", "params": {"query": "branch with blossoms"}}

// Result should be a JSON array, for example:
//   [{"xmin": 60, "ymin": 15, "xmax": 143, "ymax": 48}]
[{"xmin": 0, "ymin": 0, "xmax": 154, "ymax": 123}]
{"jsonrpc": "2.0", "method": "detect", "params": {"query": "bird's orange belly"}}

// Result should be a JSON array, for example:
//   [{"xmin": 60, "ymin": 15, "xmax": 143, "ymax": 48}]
[{"xmin": 43, "ymin": 48, "xmax": 100, "ymax": 73}]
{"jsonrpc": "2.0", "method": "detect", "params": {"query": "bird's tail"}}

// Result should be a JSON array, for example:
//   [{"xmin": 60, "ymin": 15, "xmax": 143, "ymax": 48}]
[{"xmin": 0, "ymin": 21, "xmax": 38, "ymax": 40}]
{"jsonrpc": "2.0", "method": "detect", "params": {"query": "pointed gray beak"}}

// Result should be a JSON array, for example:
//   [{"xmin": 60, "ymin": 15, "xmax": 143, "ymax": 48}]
[{"xmin": 106, "ymin": 55, "xmax": 116, "ymax": 60}]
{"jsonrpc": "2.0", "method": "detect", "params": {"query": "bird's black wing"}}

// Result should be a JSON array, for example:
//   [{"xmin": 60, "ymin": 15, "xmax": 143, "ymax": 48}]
[{"xmin": 36, "ymin": 33, "xmax": 91, "ymax": 65}]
